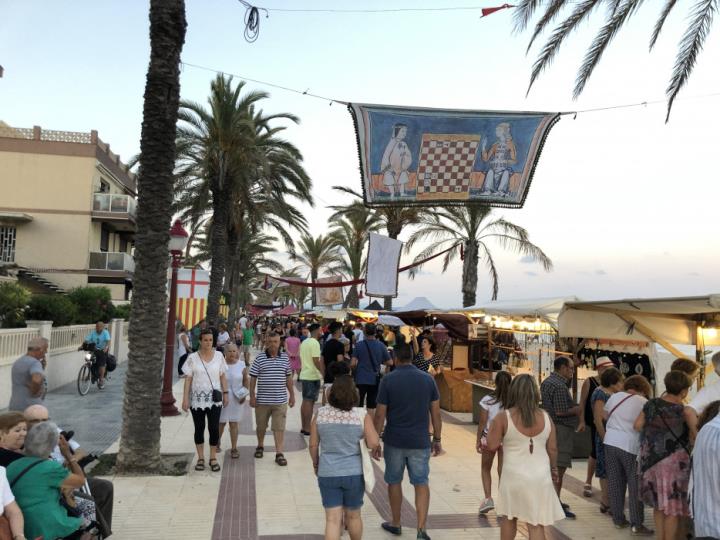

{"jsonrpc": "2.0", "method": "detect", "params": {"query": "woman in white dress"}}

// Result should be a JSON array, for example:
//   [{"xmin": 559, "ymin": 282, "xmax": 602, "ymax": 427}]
[
  {"xmin": 487, "ymin": 374, "xmax": 565, "ymax": 540},
  {"xmin": 218, "ymin": 342, "xmax": 248, "ymax": 459}
]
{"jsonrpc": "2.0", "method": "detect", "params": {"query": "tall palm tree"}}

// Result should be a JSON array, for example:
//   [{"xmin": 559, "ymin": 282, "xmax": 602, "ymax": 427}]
[
  {"xmin": 330, "ymin": 209, "xmax": 382, "ymax": 308},
  {"xmin": 176, "ymin": 75, "xmax": 312, "ymax": 325},
  {"xmin": 405, "ymin": 205, "xmax": 553, "ymax": 307},
  {"xmin": 518, "ymin": 0, "xmax": 717, "ymax": 119},
  {"xmin": 330, "ymin": 186, "xmax": 422, "ymax": 309},
  {"xmin": 291, "ymin": 234, "xmax": 343, "ymax": 307},
  {"xmin": 116, "ymin": 0, "xmax": 186, "ymax": 474}
]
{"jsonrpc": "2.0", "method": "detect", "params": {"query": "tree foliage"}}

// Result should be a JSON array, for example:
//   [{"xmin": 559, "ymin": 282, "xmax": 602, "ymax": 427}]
[
  {"xmin": 0, "ymin": 282, "xmax": 30, "ymax": 328},
  {"xmin": 518, "ymin": 0, "xmax": 718, "ymax": 119}
]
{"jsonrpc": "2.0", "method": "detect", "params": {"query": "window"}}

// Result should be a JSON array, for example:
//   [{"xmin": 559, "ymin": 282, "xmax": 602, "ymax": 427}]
[
  {"xmin": 119, "ymin": 235, "xmax": 128, "ymax": 253},
  {"xmin": 99, "ymin": 180, "xmax": 110, "ymax": 193},
  {"xmin": 0, "ymin": 226, "xmax": 16, "ymax": 262},
  {"xmin": 100, "ymin": 225, "xmax": 110, "ymax": 252}
]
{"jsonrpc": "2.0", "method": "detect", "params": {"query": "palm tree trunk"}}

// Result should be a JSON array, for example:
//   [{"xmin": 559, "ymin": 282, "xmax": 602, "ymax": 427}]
[
  {"xmin": 345, "ymin": 285, "xmax": 359, "ymax": 309},
  {"xmin": 311, "ymin": 269, "xmax": 318, "ymax": 307},
  {"xmin": 116, "ymin": 0, "xmax": 186, "ymax": 474},
  {"xmin": 462, "ymin": 240, "xmax": 479, "ymax": 308},
  {"xmin": 206, "ymin": 193, "xmax": 230, "ymax": 325},
  {"xmin": 226, "ymin": 227, "xmax": 240, "ymax": 319}
]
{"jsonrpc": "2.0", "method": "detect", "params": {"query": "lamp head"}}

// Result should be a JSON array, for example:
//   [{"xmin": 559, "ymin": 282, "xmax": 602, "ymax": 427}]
[{"xmin": 169, "ymin": 219, "xmax": 189, "ymax": 254}]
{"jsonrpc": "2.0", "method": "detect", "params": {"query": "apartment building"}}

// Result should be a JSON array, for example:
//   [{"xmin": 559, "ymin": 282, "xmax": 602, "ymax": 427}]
[{"xmin": 0, "ymin": 122, "xmax": 136, "ymax": 300}]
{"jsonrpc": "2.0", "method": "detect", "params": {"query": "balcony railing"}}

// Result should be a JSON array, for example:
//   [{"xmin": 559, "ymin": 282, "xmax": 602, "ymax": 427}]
[
  {"xmin": 92, "ymin": 193, "xmax": 136, "ymax": 217},
  {"xmin": 89, "ymin": 252, "xmax": 135, "ymax": 273}
]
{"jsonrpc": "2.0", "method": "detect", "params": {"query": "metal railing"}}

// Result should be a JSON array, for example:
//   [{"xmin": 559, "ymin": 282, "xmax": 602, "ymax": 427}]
[
  {"xmin": 88, "ymin": 252, "xmax": 135, "ymax": 273},
  {"xmin": 0, "ymin": 328, "xmax": 40, "ymax": 364},
  {"xmin": 49, "ymin": 324, "xmax": 95, "ymax": 353},
  {"xmin": 92, "ymin": 193, "xmax": 137, "ymax": 216}
]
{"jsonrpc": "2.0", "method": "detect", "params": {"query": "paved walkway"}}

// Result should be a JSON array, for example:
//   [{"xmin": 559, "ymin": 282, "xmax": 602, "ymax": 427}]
[{"xmin": 40, "ymin": 353, "xmax": 655, "ymax": 540}]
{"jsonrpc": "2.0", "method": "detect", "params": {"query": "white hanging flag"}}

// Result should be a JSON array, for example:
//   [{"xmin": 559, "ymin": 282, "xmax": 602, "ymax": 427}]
[{"xmin": 366, "ymin": 233, "xmax": 403, "ymax": 298}]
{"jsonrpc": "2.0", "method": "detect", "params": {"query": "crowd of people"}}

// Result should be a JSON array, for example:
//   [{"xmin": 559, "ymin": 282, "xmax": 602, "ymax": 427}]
[{"xmin": 4, "ymin": 311, "xmax": 720, "ymax": 540}]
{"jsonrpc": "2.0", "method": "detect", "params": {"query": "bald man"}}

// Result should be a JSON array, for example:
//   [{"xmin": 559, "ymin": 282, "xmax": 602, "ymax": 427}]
[
  {"xmin": 24, "ymin": 405, "xmax": 114, "ymax": 536},
  {"xmin": 9, "ymin": 337, "xmax": 48, "ymax": 411}
]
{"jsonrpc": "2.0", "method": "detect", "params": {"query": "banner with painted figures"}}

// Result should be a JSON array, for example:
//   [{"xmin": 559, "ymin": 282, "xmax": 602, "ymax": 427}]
[{"xmin": 349, "ymin": 103, "xmax": 560, "ymax": 208}]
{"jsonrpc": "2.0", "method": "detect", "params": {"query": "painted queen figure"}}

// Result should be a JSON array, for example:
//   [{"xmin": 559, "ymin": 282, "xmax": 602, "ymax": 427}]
[
  {"xmin": 380, "ymin": 123, "xmax": 412, "ymax": 198},
  {"xmin": 481, "ymin": 122, "xmax": 517, "ymax": 196}
]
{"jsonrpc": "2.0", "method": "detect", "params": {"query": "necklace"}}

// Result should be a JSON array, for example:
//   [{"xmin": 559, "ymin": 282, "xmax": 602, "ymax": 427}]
[{"xmin": 529, "ymin": 438, "xmax": 534, "ymax": 454}]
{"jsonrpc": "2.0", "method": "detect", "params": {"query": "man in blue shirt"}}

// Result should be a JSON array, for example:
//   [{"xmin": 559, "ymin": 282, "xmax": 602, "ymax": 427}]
[
  {"xmin": 84, "ymin": 321, "xmax": 111, "ymax": 388},
  {"xmin": 351, "ymin": 323, "xmax": 390, "ymax": 416},
  {"xmin": 374, "ymin": 342, "xmax": 442, "ymax": 540}
]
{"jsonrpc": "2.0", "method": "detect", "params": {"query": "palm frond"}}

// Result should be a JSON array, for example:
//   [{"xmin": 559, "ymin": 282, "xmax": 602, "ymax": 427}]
[
  {"xmin": 573, "ymin": 0, "xmax": 645, "ymax": 98},
  {"xmin": 650, "ymin": 0, "xmax": 679, "ymax": 49},
  {"xmin": 479, "ymin": 244, "xmax": 500, "ymax": 301},
  {"xmin": 513, "ymin": 0, "xmax": 546, "ymax": 31},
  {"xmin": 666, "ymin": 0, "xmax": 716, "ymax": 120},
  {"xmin": 525, "ymin": 0, "xmax": 568, "ymax": 51},
  {"xmin": 527, "ymin": 0, "xmax": 602, "ymax": 94}
]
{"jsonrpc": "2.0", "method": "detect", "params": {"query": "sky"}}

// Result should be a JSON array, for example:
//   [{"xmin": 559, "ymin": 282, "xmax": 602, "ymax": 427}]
[{"xmin": 1, "ymin": 1, "xmax": 719, "ymax": 309}]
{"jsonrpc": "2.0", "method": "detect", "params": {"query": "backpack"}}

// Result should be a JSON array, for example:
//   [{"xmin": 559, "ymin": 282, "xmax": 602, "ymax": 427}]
[{"xmin": 106, "ymin": 354, "xmax": 117, "ymax": 372}]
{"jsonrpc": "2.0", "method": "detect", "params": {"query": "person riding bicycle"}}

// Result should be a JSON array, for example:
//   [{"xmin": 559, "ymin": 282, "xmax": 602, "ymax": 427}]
[{"xmin": 82, "ymin": 321, "xmax": 111, "ymax": 388}]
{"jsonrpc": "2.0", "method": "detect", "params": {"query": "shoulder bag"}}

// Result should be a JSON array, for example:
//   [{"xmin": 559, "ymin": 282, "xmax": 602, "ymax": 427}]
[
  {"xmin": 199, "ymin": 353, "xmax": 223, "ymax": 403},
  {"xmin": 357, "ymin": 408, "xmax": 376, "ymax": 493},
  {"xmin": 606, "ymin": 394, "xmax": 634, "ymax": 422}
]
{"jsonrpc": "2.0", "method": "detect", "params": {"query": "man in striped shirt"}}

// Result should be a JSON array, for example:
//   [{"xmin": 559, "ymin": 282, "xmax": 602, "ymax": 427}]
[{"xmin": 249, "ymin": 332, "xmax": 295, "ymax": 466}]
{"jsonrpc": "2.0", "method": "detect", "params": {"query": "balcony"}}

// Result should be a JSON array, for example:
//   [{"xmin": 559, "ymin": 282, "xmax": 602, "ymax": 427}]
[
  {"xmin": 88, "ymin": 251, "xmax": 135, "ymax": 279},
  {"xmin": 91, "ymin": 193, "xmax": 136, "ymax": 232}
]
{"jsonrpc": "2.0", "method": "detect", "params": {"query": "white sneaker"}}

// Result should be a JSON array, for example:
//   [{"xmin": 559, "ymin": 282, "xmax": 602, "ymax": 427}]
[{"xmin": 478, "ymin": 497, "xmax": 494, "ymax": 514}]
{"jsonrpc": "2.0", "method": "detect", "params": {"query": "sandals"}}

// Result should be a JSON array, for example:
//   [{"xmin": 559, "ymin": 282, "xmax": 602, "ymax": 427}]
[
  {"xmin": 209, "ymin": 459, "xmax": 221, "ymax": 472},
  {"xmin": 230, "ymin": 449, "xmax": 240, "ymax": 459},
  {"xmin": 254, "ymin": 446, "xmax": 264, "ymax": 458},
  {"xmin": 275, "ymin": 453, "xmax": 287, "ymax": 466},
  {"xmin": 194, "ymin": 459, "xmax": 205, "ymax": 471},
  {"xmin": 600, "ymin": 502, "xmax": 611, "ymax": 514},
  {"xmin": 583, "ymin": 484, "xmax": 593, "ymax": 497}
]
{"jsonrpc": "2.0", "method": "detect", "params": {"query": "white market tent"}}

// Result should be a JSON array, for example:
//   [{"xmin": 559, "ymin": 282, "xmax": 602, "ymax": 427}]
[
  {"xmin": 559, "ymin": 295, "xmax": 720, "ymax": 363},
  {"xmin": 462, "ymin": 296, "xmax": 579, "ymax": 328},
  {"xmin": 396, "ymin": 296, "xmax": 438, "ymax": 311}
]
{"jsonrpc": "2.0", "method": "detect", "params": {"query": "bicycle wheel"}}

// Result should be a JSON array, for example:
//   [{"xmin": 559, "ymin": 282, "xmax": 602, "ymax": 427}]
[{"xmin": 77, "ymin": 364, "xmax": 91, "ymax": 395}]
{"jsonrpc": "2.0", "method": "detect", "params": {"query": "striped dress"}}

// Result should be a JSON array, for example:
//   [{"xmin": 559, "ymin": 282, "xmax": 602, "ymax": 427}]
[{"xmin": 691, "ymin": 415, "xmax": 720, "ymax": 538}]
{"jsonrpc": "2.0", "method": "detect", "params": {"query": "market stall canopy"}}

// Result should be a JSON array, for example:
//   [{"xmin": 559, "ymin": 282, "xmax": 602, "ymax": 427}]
[
  {"xmin": 364, "ymin": 300, "xmax": 384, "ymax": 310},
  {"xmin": 275, "ymin": 304, "xmax": 300, "ymax": 316},
  {"xmin": 462, "ymin": 296, "xmax": 579, "ymax": 327},
  {"xmin": 559, "ymin": 295, "xmax": 720, "ymax": 354},
  {"xmin": 396, "ymin": 297, "xmax": 438, "ymax": 311},
  {"xmin": 377, "ymin": 314, "xmax": 404, "ymax": 327},
  {"xmin": 392, "ymin": 310, "xmax": 471, "ymax": 340}
]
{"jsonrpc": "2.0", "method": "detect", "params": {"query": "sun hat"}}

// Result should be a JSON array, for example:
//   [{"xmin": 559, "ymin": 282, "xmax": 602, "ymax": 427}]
[{"xmin": 596, "ymin": 356, "xmax": 614, "ymax": 369}]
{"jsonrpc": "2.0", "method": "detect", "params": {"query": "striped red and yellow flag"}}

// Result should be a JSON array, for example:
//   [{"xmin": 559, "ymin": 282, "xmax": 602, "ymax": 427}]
[{"xmin": 176, "ymin": 298, "xmax": 207, "ymax": 329}]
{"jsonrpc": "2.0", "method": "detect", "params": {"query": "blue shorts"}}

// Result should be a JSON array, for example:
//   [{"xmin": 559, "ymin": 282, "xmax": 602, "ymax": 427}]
[
  {"xmin": 318, "ymin": 475, "xmax": 365, "ymax": 509},
  {"xmin": 300, "ymin": 379, "xmax": 321, "ymax": 401},
  {"xmin": 383, "ymin": 444, "xmax": 431, "ymax": 486}
]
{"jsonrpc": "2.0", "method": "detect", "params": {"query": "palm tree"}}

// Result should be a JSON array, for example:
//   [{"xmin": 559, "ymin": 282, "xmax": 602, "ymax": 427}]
[
  {"xmin": 405, "ymin": 205, "xmax": 553, "ymax": 307},
  {"xmin": 518, "ymin": 0, "xmax": 717, "ymax": 119},
  {"xmin": 329, "ymin": 208, "xmax": 382, "ymax": 308},
  {"xmin": 116, "ymin": 0, "xmax": 186, "ymax": 474},
  {"xmin": 176, "ymin": 75, "xmax": 312, "ymax": 325},
  {"xmin": 330, "ymin": 186, "xmax": 422, "ymax": 309},
  {"xmin": 291, "ymin": 234, "xmax": 343, "ymax": 307}
]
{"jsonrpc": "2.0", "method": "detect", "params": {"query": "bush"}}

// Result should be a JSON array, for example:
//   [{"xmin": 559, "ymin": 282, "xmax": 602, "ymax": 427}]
[
  {"xmin": 0, "ymin": 281, "xmax": 30, "ymax": 328},
  {"xmin": 26, "ymin": 294, "xmax": 78, "ymax": 327},
  {"xmin": 113, "ymin": 303, "xmax": 131, "ymax": 320},
  {"xmin": 67, "ymin": 286, "xmax": 115, "ymax": 324}
]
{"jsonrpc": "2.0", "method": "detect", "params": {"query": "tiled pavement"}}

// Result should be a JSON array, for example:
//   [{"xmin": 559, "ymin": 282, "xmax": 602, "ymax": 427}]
[{"xmin": 42, "ymin": 351, "xmax": 655, "ymax": 540}]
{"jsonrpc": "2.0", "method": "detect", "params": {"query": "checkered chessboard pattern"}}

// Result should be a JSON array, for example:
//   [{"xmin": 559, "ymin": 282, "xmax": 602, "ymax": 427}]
[{"xmin": 416, "ymin": 135, "xmax": 480, "ymax": 195}]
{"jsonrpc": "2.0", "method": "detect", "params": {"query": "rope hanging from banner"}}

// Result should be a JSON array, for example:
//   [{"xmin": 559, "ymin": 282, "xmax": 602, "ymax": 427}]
[{"xmin": 268, "ymin": 243, "xmax": 461, "ymax": 288}]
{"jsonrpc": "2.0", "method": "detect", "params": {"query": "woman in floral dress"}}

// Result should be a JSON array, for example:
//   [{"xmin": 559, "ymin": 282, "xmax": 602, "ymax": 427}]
[{"xmin": 634, "ymin": 370, "xmax": 694, "ymax": 540}]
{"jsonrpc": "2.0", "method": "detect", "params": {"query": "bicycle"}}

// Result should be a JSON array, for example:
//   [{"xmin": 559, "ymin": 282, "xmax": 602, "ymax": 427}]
[{"xmin": 77, "ymin": 342, "xmax": 104, "ymax": 395}]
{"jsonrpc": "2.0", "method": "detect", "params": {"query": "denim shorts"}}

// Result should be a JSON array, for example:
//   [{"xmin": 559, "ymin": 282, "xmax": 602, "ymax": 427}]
[
  {"xmin": 383, "ymin": 444, "xmax": 431, "ymax": 486},
  {"xmin": 318, "ymin": 474, "xmax": 365, "ymax": 509},
  {"xmin": 300, "ymin": 379, "xmax": 321, "ymax": 401}
]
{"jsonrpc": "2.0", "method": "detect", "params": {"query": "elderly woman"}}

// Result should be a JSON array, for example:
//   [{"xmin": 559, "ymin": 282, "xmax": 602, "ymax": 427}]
[
  {"xmin": 603, "ymin": 375, "xmax": 653, "ymax": 535},
  {"xmin": 218, "ymin": 343, "xmax": 248, "ymax": 459},
  {"xmin": 310, "ymin": 375, "xmax": 380, "ymax": 540},
  {"xmin": 182, "ymin": 328, "xmax": 229, "ymax": 472},
  {"xmin": 635, "ymin": 370, "xmax": 694, "ymax": 540},
  {"xmin": 1, "ymin": 463, "xmax": 25, "ymax": 540},
  {"xmin": 0, "ymin": 413, "xmax": 27, "ymax": 467},
  {"xmin": 6, "ymin": 422, "xmax": 86, "ymax": 540}
]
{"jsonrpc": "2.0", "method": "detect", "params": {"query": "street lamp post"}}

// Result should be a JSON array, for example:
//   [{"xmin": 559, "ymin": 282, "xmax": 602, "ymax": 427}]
[{"xmin": 160, "ymin": 219, "xmax": 189, "ymax": 417}]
